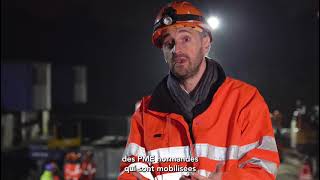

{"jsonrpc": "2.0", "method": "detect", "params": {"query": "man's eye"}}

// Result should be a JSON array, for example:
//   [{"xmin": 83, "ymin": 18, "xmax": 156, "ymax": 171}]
[{"xmin": 183, "ymin": 36, "xmax": 191, "ymax": 42}]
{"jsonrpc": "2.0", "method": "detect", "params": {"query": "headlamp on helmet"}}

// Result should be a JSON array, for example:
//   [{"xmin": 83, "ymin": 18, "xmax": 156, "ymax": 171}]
[{"xmin": 152, "ymin": 1, "xmax": 212, "ymax": 48}]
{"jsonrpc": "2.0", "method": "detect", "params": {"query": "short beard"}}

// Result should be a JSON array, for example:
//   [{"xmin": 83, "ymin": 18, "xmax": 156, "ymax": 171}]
[
  {"xmin": 170, "ymin": 49, "xmax": 204, "ymax": 81},
  {"xmin": 171, "ymin": 61, "xmax": 201, "ymax": 80}
]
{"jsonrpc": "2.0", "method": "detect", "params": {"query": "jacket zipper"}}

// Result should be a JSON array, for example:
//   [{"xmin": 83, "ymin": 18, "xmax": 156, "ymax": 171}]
[{"xmin": 188, "ymin": 120, "xmax": 195, "ymax": 144}]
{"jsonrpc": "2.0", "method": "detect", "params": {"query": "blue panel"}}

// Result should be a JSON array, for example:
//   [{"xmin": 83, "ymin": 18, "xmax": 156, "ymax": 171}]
[{"xmin": 1, "ymin": 64, "xmax": 33, "ymax": 111}]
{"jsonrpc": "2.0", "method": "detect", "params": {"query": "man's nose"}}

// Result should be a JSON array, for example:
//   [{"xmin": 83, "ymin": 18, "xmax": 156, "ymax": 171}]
[{"xmin": 172, "ymin": 41, "xmax": 183, "ymax": 54}]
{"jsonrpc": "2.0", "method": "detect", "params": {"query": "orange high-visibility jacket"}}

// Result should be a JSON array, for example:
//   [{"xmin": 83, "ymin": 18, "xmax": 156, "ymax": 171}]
[
  {"xmin": 64, "ymin": 163, "xmax": 82, "ymax": 180},
  {"xmin": 119, "ymin": 77, "xmax": 280, "ymax": 180}
]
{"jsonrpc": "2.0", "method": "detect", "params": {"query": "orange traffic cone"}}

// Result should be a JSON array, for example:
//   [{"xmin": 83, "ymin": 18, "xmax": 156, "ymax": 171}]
[{"xmin": 299, "ymin": 160, "xmax": 313, "ymax": 180}]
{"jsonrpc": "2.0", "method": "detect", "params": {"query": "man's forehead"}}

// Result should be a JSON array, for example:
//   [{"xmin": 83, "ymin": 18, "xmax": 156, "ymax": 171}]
[{"xmin": 162, "ymin": 26, "xmax": 197, "ymax": 37}]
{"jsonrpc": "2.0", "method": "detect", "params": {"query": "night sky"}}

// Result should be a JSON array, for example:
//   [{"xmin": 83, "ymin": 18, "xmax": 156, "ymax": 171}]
[{"xmin": 2, "ymin": 0, "xmax": 319, "ymax": 117}]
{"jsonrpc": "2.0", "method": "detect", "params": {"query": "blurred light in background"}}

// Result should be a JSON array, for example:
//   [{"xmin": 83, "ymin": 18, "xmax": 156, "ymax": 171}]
[{"xmin": 207, "ymin": 16, "xmax": 220, "ymax": 30}]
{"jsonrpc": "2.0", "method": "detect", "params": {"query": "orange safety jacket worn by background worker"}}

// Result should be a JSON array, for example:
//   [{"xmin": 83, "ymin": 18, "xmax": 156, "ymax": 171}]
[
  {"xmin": 64, "ymin": 163, "xmax": 82, "ymax": 180},
  {"xmin": 119, "ymin": 65, "xmax": 280, "ymax": 180},
  {"xmin": 81, "ymin": 161, "xmax": 96, "ymax": 180}
]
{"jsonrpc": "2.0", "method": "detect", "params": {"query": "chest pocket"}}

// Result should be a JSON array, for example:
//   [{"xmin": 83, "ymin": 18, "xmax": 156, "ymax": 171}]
[{"xmin": 143, "ymin": 114, "xmax": 169, "ymax": 151}]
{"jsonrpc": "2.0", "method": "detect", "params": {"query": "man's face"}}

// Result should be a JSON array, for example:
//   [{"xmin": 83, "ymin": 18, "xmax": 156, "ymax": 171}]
[{"xmin": 161, "ymin": 27, "xmax": 210, "ymax": 80}]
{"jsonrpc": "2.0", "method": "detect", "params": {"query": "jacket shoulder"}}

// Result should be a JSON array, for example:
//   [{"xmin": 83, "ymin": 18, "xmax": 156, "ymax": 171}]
[
  {"xmin": 222, "ymin": 77, "xmax": 266, "ymax": 107},
  {"xmin": 134, "ymin": 96, "xmax": 152, "ymax": 113},
  {"xmin": 224, "ymin": 76, "xmax": 258, "ymax": 94}
]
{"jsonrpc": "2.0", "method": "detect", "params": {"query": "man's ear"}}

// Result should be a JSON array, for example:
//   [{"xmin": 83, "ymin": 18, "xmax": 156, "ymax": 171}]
[
  {"xmin": 162, "ymin": 47, "xmax": 169, "ymax": 63},
  {"xmin": 202, "ymin": 35, "xmax": 211, "ymax": 54}
]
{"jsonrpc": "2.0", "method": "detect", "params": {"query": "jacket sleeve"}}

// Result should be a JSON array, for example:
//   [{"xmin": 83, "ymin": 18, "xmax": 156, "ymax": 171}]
[
  {"xmin": 222, "ymin": 89, "xmax": 280, "ymax": 180},
  {"xmin": 118, "ymin": 103, "xmax": 154, "ymax": 180}
]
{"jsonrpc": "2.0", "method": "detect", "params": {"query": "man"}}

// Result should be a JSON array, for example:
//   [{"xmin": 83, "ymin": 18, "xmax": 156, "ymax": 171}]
[
  {"xmin": 119, "ymin": 1, "xmax": 280, "ymax": 180},
  {"xmin": 80, "ymin": 151, "xmax": 96, "ymax": 180},
  {"xmin": 64, "ymin": 152, "xmax": 82, "ymax": 180},
  {"xmin": 40, "ymin": 163, "xmax": 54, "ymax": 180}
]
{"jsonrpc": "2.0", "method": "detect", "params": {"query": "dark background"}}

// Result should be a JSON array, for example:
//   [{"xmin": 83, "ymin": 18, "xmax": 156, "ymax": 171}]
[{"xmin": 2, "ymin": 0, "xmax": 319, "ymax": 117}]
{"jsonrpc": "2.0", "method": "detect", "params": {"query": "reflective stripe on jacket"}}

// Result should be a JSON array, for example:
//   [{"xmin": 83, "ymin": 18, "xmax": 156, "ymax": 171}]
[{"xmin": 119, "ymin": 77, "xmax": 280, "ymax": 180}]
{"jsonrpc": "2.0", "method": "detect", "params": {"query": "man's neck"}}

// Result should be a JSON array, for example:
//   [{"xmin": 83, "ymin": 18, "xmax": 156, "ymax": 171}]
[{"xmin": 179, "ymin": 59, "xmax": 207, "ymax": 93}]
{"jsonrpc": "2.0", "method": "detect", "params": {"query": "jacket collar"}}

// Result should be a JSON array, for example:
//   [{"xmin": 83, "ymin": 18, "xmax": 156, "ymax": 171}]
[{"xmin": 148, "ymin": 59, "xmax": 226, "ymax": 115}]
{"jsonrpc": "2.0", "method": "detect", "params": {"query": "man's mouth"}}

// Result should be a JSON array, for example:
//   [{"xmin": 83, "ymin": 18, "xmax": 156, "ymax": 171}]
[{"xmin": 174, "ymin": 57, "xmax": 188, "ymax": 65}]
